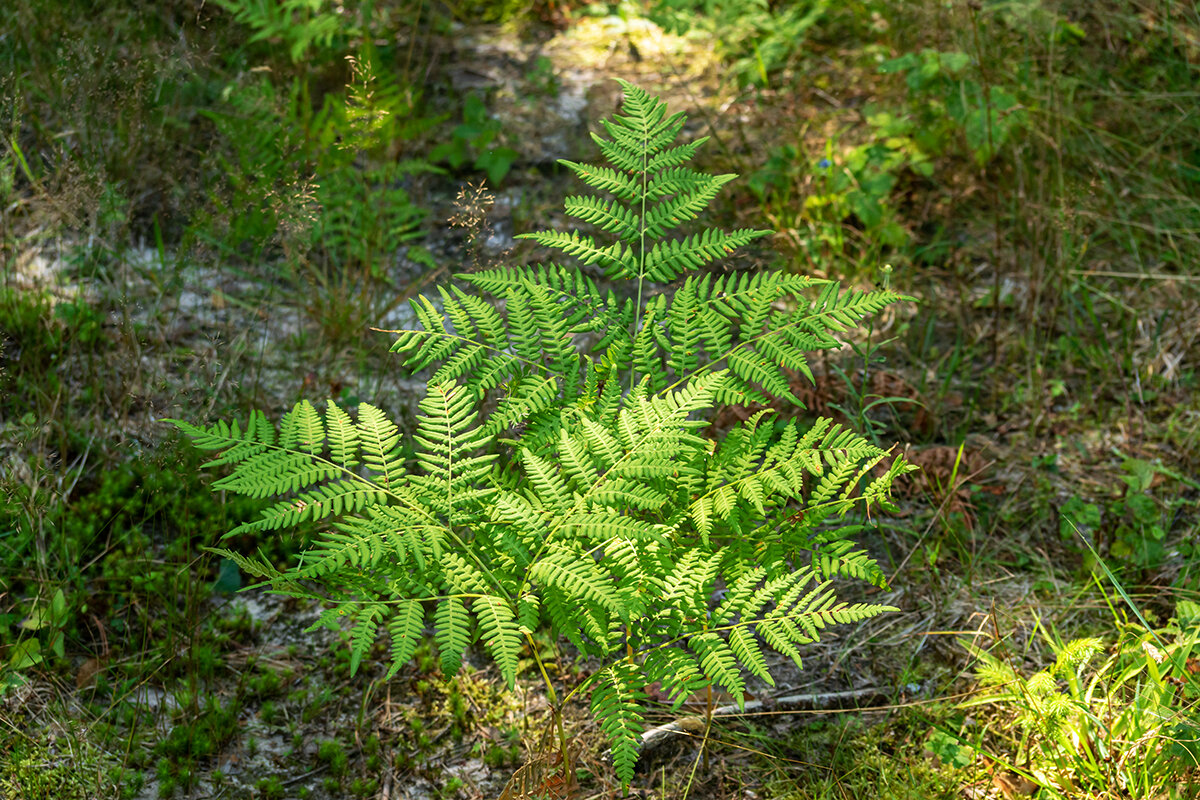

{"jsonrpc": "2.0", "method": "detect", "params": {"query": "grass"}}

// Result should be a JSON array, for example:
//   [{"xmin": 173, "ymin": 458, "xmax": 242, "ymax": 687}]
[{"xmin": 2, "ymin": 0, "xmax": 1199, "ymax": 797}]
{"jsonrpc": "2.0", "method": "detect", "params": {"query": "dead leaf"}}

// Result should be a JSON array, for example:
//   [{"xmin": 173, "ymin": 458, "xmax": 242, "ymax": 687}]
[
  {"xmin": 76, "ymin": 657, "xmax": 104, "ymax": 689},
  {"xmin": 993, "ymin": 771, "xmax": 1038, "ymax": 799}
]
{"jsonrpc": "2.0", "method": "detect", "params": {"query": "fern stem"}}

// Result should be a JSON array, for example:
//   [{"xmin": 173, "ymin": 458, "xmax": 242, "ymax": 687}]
[
  {"xmin": 525, "ymin": 633, "xmax": 575, "ymax": 787},
  {"xmin": 631, "ymin": 98, "xmax": 650, "ymax": 394}
]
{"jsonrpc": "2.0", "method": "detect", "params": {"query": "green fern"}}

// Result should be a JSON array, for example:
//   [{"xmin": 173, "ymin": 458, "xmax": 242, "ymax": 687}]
[{"xmin": 171, "ymin": 80, "xmax": 915, "ymax": 789}]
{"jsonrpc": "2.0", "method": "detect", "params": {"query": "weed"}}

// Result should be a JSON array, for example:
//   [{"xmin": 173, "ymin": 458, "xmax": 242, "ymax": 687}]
[
  {"xmin": 961, "ymin": 596, "xmax": 1200, "ymax": 797},
  {"xmin": 0, "ymin": 587, "xmax": 69, "ymax": 692},
  {"xmin": 750, "ymin": 129, "xmax": 927, "ymax": 273},
  {"xmin": 0, "ymin": 731, "xmax": 101, "ymax": 799},
  {"xmin": 878, "ymin": 47, "xmax": 1027, "ymax": 168},
  {"xmin": 350, "ymin": 776, "xmax": 379, "ymax": 797},
  {"xmin": 1060, "ymin": 455, "xmax": 1193, "ymax": 577}
]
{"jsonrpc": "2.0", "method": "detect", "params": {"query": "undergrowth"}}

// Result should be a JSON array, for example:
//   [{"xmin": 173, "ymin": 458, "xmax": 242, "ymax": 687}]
[{"xmin": 2, "ymin": 1, "xmax": 1198, "ymax": 798}]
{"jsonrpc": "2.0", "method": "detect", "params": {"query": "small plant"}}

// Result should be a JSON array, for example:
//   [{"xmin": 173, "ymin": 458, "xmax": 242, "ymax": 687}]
[
  {"xmin": 1, "ymin": 587, "xmax": 70, "ymax": 695},
  {"xmin": 878, "ymin": 48, "xmax": 1027, "ymax": 168},
  {"xmin": 430, "ymin": 92, "xmax": 519, "ymax": 185},
  {"xmin": 317, "ymin": 739, "xmax": 350, "ymax": 777},
  {"xmin": 255, "ymin": 774, "xmax": 285, "ymax": 800},
  {"xmin": 154, "ymin": 696, "xmax": 240, "ymax": 791},
  {"xmin": 749, "ymin": 118, "xmax": 929, "ymax": 272},
  {"xmin": 1060, "ymin": 456, "xmax": 1185, "ymax": 574},
  {"xmin": 173, "ymin": 80, "xmax": 913, "ymax": 787},
  {"xmin": 961, "ymin": 601, "xmax": 1200, "ymax": 798},
  {"xmin": 648, "ymin": 0, "xmax": 829, "ymax": 87},
  {"xmin": 826, "ymin": 264, "xmax": 923, "ymax": 445}
]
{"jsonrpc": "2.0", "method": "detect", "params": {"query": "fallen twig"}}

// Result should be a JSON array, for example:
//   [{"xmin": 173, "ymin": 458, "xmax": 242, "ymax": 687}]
[{"xmin": 640, "ymin": 686, "xmax": 894, "ymax": 754}]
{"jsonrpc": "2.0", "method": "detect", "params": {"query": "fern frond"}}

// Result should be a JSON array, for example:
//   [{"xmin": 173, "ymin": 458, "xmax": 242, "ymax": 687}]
[
  {"xmin": 357, "ymin": 402, "xmax": 405, "ymax": 488},
  {"xmin": 642, "ymin": 228, "xmax": 769, "ymax": 283},
  {"xmin": 517, "ymin": 230, "xmax": 633, "ymax": 275},
  {"xmin": 728, "ymin": 625, "xmax": 773, "ymax": 685},
  {"xmin": 389, "ymin": 294, "xmax": 457, "ymax": 366},
  {"xmin": 530, "ymin": 545, "xmax": 626, "ymax": 623},
  {"xmin": 435, "ymin": 596, "xmax": 472, "ymax": 678},
  {"xmin": 564, "ymin": 195, "xmax": 640, "ymax": 242},
  {"xmin": 590, "ymin": 661, "xmax": 646, "ymax": 787},
  {"xmin": 474, "ymin": 594, "xmax": 522, "ymax": 689},
  {"xmin": 656, "ymin": 550, "xmax": 720, "ymax": 633},
  {"xmin": 461, "ymin": 262, "xmax": 601, "ymax": 304},
  {"xmin": 170, "ymin": 410, "xmax": 271, "ymax": 455},
  {"xmin": 411, "ymin": 383, "xmax": 497, "ymax": 520},
  {"xmin": 210, "ymin": 450, "xmax": 339, "ymax": 498},
  {"xmin": 516, "ymin": 592, "xmax": 541, "ymax": 634},
  {"xmin": 386, "ymin": 600, "xmax": 426, "ymax": 679},
  {"xmin": 557, "ymin": 426, "xmax": 601, "ymax": 488},
  {"xmin": 204, "ymin": 546, "xmax": 290, "ymax": 586},
  {"xmin": 812, "ymin": 601, "xmax": 901, "ymax": 627},
  {"xmin": 689, "ymin": 631, "xmax": 746, "ymax": 702},
  {"xmin": 558, "ymin": 160, "xmax": 639, "ymax": 201},
  {"xmin": 812, "ymin": 540, "xmax": 888, "ymax": 589},
  {"xmin": 560, "ymin": 511, "xmax": 665, "ymax": 545},
  {"xmin": 485, "ymin": 376, "xmax": 561, "ymax": 441},
  {"xmin": 441, "ymin": 550, "xmax": 492, "ymax": 595},
  {"xmin": 757, "ymin": 615, "xmax": 804, "ymax": 667},
  {"xmin": 173, "ymin": 402, "xmax": 416, "ymax": 544},
  {"xmin": 349, "ymin": 602, "xmax": 386, "ymax": 676},
  {"xmin": 296, "ymin": 506, "xmax": 432, "ymax": 578},
  {"xmin": 642, "ymin": 173, "xmax": 736, "ymax": 239},
  {"xmin": 324, "ymin": 401, "xmax": 359, "ymax": 468},
  {"xmin": 1026, "ymin": 670, "xmax": 1057, "ymax": 698},
  {"xmin": 713, "ymin": 566, "xmax": 768, "ymax": 625},
  {"xmin": 521, "ymin": 449, "xmax": 573, "ymax": 514},
  {"xmin": 279, "ymin": 400, "xmax": 325, "ymax": 454},
  {"xmin": 642, "ymin": 648, "xmax": 706, "ymax": 709},
  {"xmin": 542, "ymin": 585, "xmax": 607, "ymax": 651},
  {"xmin": 690, "ymin": 494, "xmax": 714, "ymax": 545}
]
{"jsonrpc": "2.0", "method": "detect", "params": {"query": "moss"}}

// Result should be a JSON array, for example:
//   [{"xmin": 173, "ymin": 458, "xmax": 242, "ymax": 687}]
[
  {"xmin": 255, "ymin": 775, "xmax": 285, "ymax": 799},
  {"xmin": 350, "ymin": 777, "xmax": 379, "ymax": 797},
  {"xmin": 317, "ymin": 738, "xmax": 350, "ymax": 778},
  {"xmin": 1, "ymin": 747, "xmax": 93, "ymax": 800},
  {"xmin": 152, "ymin": 696, "xmax": 240, "ymax": 790},
  {"xmin": 0, "ymin": 719, "xmax": 121, "ymax": 800}
]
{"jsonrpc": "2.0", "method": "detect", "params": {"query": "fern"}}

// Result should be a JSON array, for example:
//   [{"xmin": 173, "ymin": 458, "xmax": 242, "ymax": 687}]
[{"xmin": 172, "ymin": 80, "xmax": 916, "ymax": 789}]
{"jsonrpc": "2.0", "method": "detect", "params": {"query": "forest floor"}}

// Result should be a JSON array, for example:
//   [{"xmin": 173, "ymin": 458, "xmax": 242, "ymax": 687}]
[{"xmin": 2, "ymin": 2, "xmax": 1199, "ymax": 799}]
